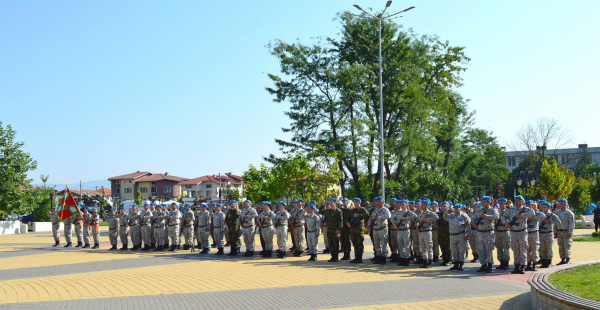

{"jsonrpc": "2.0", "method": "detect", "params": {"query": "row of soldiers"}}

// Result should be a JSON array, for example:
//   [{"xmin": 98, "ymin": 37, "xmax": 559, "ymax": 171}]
[
  {"xmin": 49, "ymin": 205, "xmax": 101, "ymax": 248},
  {"xmin": 48, "ymin": 195, "xmax": 575, "ymax": 275}
]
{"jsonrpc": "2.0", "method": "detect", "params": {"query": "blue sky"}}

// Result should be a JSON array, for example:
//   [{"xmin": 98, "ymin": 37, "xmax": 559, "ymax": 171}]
[{"xmin": 2, "ymin": 0, "xmax": 599, "ymax": 186}]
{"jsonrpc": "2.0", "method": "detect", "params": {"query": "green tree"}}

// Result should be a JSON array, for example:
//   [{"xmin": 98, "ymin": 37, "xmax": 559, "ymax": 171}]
[
  {"xmin": 0, "ymin": 122, "xmax": 39, "ymax": 214},
  {"xmin": 135, "ymin": 189, "xmax": 143, "ymax": 206},
  {"xmin": 537, "ymin": 159, "xmax": 575, "ymax": 201},
  {"xmin": 570, "ymin": 177, "xmax": 592, "ymax": 216},
  {"xmin": 32, "ymin": 187, "xmax": 52, "ymax": 222},
  {"xmin": 224, "ymin": 185, "xmax": 241, "ymax": 202}
]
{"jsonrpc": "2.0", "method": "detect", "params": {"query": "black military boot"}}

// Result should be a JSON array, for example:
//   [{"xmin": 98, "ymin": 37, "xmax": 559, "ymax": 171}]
[
  {"xmin": 517, "ymin": 264, "xmax": 526, "ymax": 274},
  {"xmin": 511, "ymin": 264, "xmax": 520, "ymax": 274},
  {"xmin": 485, "ymin": 262, "xmax": 493, "ymax": 273},
  {"xmin": 92, "ymin": 243, "xmax": 99, "ymax": 249},
  {"xmin": 153, "ymin": 245, "xmax": 161, "ymax": 252},
  {"xmin": 525, "ymin": 262, "xmax": 533, "ymax": 271},
  {"xmin": 419, "ymin": 259, "xmax": 428, "ymax": 268},
  {"xmin": 201, "ymin": 248, "xmax": 209, "ymax": 254},
  {"xmin": 564, "ymin": 258, "xmax": 570, "ymax": 264},
  {"xmin": 465, "ymin": 249, "xmax": 469, "ymax": 260},
  {"xmin": 476, "ymin": 264, "xmax": 487, "ymax": 272},
  {"xmin": 557, "ymin": 258, "xmax": 566, "ymax": 265},
  {"xmin": 182, "ymin": 244, "xmax": 189, "ymax": 250},
  {"xmin": 110, "ymin": 244, "xmax": 117, "ymax": 250},
  {"xmin": 308, "ymin": 254, "xmax": 317, "ymax": 261},
  {"xmin": 350, "ymin": 253, "xmax": 363, "ymax": 264},
  {"xmin": 496, "ymin": 261, "xmax": 504, "ymax": 270},
  {"xmin": 293, "ymin": 250, "xmax": 304, "ymax": 257},
  {"xmin": 415, "ymin": 256, "xmax": 423, "ymax": 265},
  {"xmin": 328, "ymin": 253, "xmax": 339, "ymax": 262},
  {"xmin": 75, "ymin": 242, "xmax": 82, "ymax": 248},
  {"xmin": 211, "ymin": 242, "xmax": 217, "ymax": 247},
  {"xmin": 280, "ymin": 250, "xmax": 287, "ymax": 259},
  {"xmin": 426, "ymin": 259, "xmax": 433, "ymax": 268},
  {"xmin": 502, "ymin": 260, "xmax": 511, "ymax": 270},
  {"xmin": 52, "ymin": 241, "xmax": 60, "ymax": 247},
  {"xmin": 227, "ymin": 246, "xmax": 237, "ymax": 256},
  {"xmin": 531, "ymin": 262, "xmax": 538, "ymax": 271},
  {"xmin": 266, "ymin": 250, "xmax": 273, "ymax": 257},
  {"xmin": 433, "ymin": 255, "xmax": 439, "ymax": 262},
  {"xmin": 546, "ymin": 259, "xmax": 553, "ymax": 268},
  {"xmin": 380, "ymin": 256, "xmax": 387, "ymax": 265},
  {"xmin": 457, "ymin": 262, "xmax": 465, "ymax": 271},
  {"xmin": 64, "ymin": 242, "xmax": 72, "ymax": 247},
  {"xmin": 449, "ymin": 261, "xmax": 459, "ymax": 270},
  {"xmin": 440, "ymin": 258, "xmax": 450, "ymax": 266},
  {"xmin": 215, "ymin": 248, "xmax": 224, "ymax": 255},
  {"xmin": 177, "ymin": 244, "xmax": 181, "ymax": 250},
  {"xmin": 243, "ymin": 250, "xmax": 253, "ymax": 257},
  {"xmin": 224, "ymin": 242, "xmax": 230, "ymax": 247},
  {"xmin": 471, "ymin": 254, "xmax": 479, "ymax": 263},
  {"xmin": 120, "ymin": 244, "xmax": 128, "ymax": 250},
  {"xmin": 402, "ymin": 258, "xmax": 410, "ymax": 266},
  {"xmin": 83, "ymin": 244, "xmax": 90, "ymax": 249},
  {"xmin": 322, "ymin": 247, "xmax": 330, "ymax": 254},
  {"xmin": 141, "ymin": 245, "xmax": 150, "ymax": 251},
  {"xmin": 390, "ymin": 253, "xmax": 399, "ymax": 262},
  {"xmin": 341, "ymin": 251, "xmax": 351, "ymax": 261},
  {"xmin": 150, "ymin": 243, "xmax": 156, "ymax": 249}
]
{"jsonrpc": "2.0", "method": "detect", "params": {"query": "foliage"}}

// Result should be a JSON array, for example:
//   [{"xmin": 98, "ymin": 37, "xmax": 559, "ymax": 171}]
[
  {"xmin": 537, "ymin": 159, "xmax": 575, "ymax": 201},
  {"xmin": 100, "ymin": 187, "xmax": 108, "ymax": 209},
  {"xmin": 569, "ymin": 177, "xmax": 592, "ymax": 215},
  {"xmin": 593, "ymin": 231, "xmax": 600, "ymax": 238},
  {"xmin": 0, "ymin": 122, "xmax": 39, "ymax": 214},
  {"xmin": 549, "ymin": 264, "xmax": 600, "ymax": 302},
  {"xmin": 224, "ymin": 185, "xmax": 241, "ymax": 202},
  {"xmin": 32, "ymin": 187, "xmax": 52, "ymax": 222},
  {"xmin": 572, "ymin": 237, "xmax": 600, "ymax": 242},
  {"xmin": 265, "ymin": 10, "xmax": 509, "ymax": 202},
  {"xmin": 135, "ymin": 189, "xmax": 143, "ymax": 206}
]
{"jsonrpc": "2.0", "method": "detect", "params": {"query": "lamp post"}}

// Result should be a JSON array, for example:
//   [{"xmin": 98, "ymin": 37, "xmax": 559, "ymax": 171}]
[
  {"xmin": 517, "ymin": 171, "xmax": 536, "ymax": 200},
  {"xmin": 351, "ymin": 1, "xmax": 414, "ymax": 201}
]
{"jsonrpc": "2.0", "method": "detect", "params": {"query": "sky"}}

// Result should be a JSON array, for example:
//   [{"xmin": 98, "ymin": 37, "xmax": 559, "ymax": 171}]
[{"xmin": 1, "ymin": 0, "xmax": 599, "ymax": 186}]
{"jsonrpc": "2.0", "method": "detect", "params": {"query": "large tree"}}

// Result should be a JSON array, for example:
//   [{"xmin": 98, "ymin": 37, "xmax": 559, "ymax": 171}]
[{"xmin": 0, "ymin": 122, "xmax": 39, "ymax": 214}]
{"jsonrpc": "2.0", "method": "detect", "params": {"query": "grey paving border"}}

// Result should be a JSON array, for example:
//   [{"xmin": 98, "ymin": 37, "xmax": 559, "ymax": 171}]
[{"xmin": 0, "ymin": 276, "xmax": 529, "ymax": 310}]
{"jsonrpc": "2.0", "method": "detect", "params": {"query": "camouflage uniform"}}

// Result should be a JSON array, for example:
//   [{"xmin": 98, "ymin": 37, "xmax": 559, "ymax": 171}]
[
  {"xmin": 388, "ymin": 209, "xmax": 400, "ymax": 257},
  {"xmin": 141, "ymin": 209, "xmax": 153, "ymax": 248},
  {"xmin": 444, "ymin": 211, "xmax": 471, "ymax": 265},
  {"xmin": 196, "ymin": 209, "xmax": 212, "ymax": 251},
  {"xmin": 288, "ymin": 208, "xmax": 297, "ymax": 250},
  {"xmin": 152, "ymin": 210, "xmax": 167, "ymax": 250},
  {"xmin": 554, "ymin": 208, "xmax": 575, "ymax": 261},
  {"xmin": 431, "ymin": 219, "xmax": 439, "ymax": 260},
  {"xmin": 436, "ymin": 209, "xmax": 451, "ymax": 264},
  {"xmin": 539, "ymin": 211, "xmax": 560, "ymax": 264},
  {"xmin": 503, "ymin": 206, "xmax": 534, "ymax": 267},
  {"xmin": 475, "ymin": 206, "xmax": 499, "ymax": 266},
  {"xmin": 82, "ymin": 212, "xmax": 92, "ymax": 246},
  {"xmin": 348, "ymin": 205, "xmax": 370, "ymax": 261},
  {"xmin": 410, "ymin": 210, "xmax": 421, "ymax": 259},
  {"xmin": 274, "ymin": 209, "xmax": 290, "ymax": 255},
  {"xmin": 392, "ymin": 209, "xmax": 416, "ymax": 262},
  {"xmin": 239, "ymin": 207, "xmax": 258, "ymax": 253},
  {"xmin": 73, "ymin": 213, "xmax": 84, "ymax": 246},
  {"xmin": 49, "ymin": 211, "xmax": 60, "ymax": 244},
  {"xmin": 323, "ymin": 206, "xmax": 343, "ymax": 260},
  {"xmin": 212, "ymin": 211, "xmax": 226, "ymax": 252},
  {"xmin": 119, "ymin": 212, "xmax": 129, "ymax": 247},
  {"xmin": 259, "ymin": 209, "xmax": 276, "ymax": 253},
  {"xmin": 340, "ymin": 206, "xmax": 352, "ymax": 256},
  {"xmin": 495, "ymin": 207, "xmax": 511, "ymax": 264},
  {"xmin": 225, "ymin": 208, "xmax": 241, "ymax": 252},
  {"xmin": 91, "ymin": 213, "xmax": 100, "ymax": 245},
  {"xmin": 128, "ymin": 209, "xmax": 141, "ymax": 247},
  {"xmin": 304, "ymin": 213, "xmax": 321, "ymax": 255},
  {"xmin": 371, "ymin": 207, "xmax": 391, "ymax": 260},
  {"xmin": 107, "ymin": 213, "xmax": 119, "ymax": 247},
  {"xmin": 321, "ymin": 211, "xmax": 329, "ymax": 250},
  {"xmin": 417, "ymin": 210, "xmax": 439, "ymax": 265},
  {"xmin": 527, "ymin": 210, "xmax": 546, "ymax": 265},
  {"xmin": 467, "ymin": 211, "xmax": 478, "ymax": 259},
  {"xmin": 168, "ymin": 209, "xmax": 182, "ymax": 247},
  {"xmin": 182, "ymin": 210, "xmax": 195, "ymax": 249},
  {"xmin": 63, "ymin": 217, "xmax": 73, "ymax": 245},
  {"xmin": 292, "ymin": 208, "xmax": 306, "ymax": 252}
]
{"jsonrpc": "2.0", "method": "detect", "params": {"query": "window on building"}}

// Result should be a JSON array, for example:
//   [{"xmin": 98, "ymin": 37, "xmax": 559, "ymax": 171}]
[
  {"xmin": 116, "ymin": 180, "xmax": 120, "ymax": 184},
  {"xmin": 206, "ymin": 191, "xmax": 211, "ymax": 197},
  {"xmin": 151, "ymin": 182, "xmax": 156, "ymax": 186},
  {"xmin": 123, "ymin": 188, "xmax": 132, "ymax": 194},
  {"xmin": 116, "ymin": 187, "xmax": 121, "ymax": 194},
  {"xmin": 139, "ymin": 187, "xmax": 148, "ymax": 193},
  {"xmin": 507, "ymin": 156, "xmax": 517, "ymax": 166},
  {"xmin": 191, "ymin": 191, "xmax": 196, "ymax": 196},
  {"xmin": 151, "ymin": 187, "xmax": 157, "ymax": 194},
  {"xmin": 185, "ymin": 185, "xmax": 192, "ymax": 189},
  {"xmin": 164, "ymin": 186, "xmax": 172, "ymax": 193},
  {"xmin": 206, "ymin": 184, "xmax": 212, "ymax": 188}
]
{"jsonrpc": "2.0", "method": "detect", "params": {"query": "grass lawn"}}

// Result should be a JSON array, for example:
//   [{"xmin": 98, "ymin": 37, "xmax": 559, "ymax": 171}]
[
  {"xmin": 99, "ymin": 221, "xmax": 108, "ymax": 226},
  {"xmin": 572, "ymin": 237, "xmax": 600, "ymax": 242},
  {"xmin": 549, "ymin": 264, "xmax": 600, "ymax": 302}
]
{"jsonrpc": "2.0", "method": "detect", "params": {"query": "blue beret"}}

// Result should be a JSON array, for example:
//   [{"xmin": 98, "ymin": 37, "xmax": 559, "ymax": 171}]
[
  {"xmin": 297, "ymin": 199, "xmax": 305, "ymax": 203},
  {"xmin": 453, "ymin": 205, "xmax": 461, "ymax": 209},
  {"xmin": 110, "ymin": 208, "xmax": 117, "ymax": 212},
  {"xmin": 408, "ymin": 201, "xmax": 415, "ymax": 205},
  {"xmin": 473, "ymin": 202, "xmax": 480, "ymax": 206},
  {"xmin": 200, "ymin": 203, "xmax": 208, "ymax": 208},
  {"xmin": 498, "ymin": 198, "xmax": 507, "ymax": 202},
  {"xmin": 390, "ymin": 198, "xmax": 397, "ymax": 202},
  {"xmin": 558, "ymin": 198, "xmax": 568, "ymax": 203},
  {"xmin": 306, "ymin": 205, "xmax": 316, "ymax": 210},
  {"xmin": 230, "ymin": 200, "xmax": 238, "ymax": 204},
  {"xmin": 415, "ymin": 199, "xmax": 422, "ymax": 203},
  {"xmin": 329, "ymin": 198, "xmax": 338, "ymax": 202},
  {"xmin": 482, "ymin": 196, "xmax": 491, "ymax": 201},
  {"xmin": 278, "ymin": 201, "xmax": 286, "ymax": 206},
  {"xmin": 342, "ymin": 198, "xmax": 349, "ymax": 202},
  {"xmin": 353, "ymin": 198, "xmax": 362, "ymax": 203},
  {"xmin": 525, "ymin": 200, "xmax": 533, "ymax": 204},
  {"xmin": 184, "ymin": 203, "xmax": 191, "ymax": 207},
  {"xmin": 541, "ymin": 202, "xmax": 551, "ymax": 207},
  {"xmin": 119, "ymin": 206, "xmax": 125, "ymax": 210},
  {"xmin": 440, "ymin": 201, "xmax": 448, "ymax": 206},
  {"xmin": 260, "ymin": 201, "xmax": 265, "ymax": 205},
  {"xmin": 91, "ymin": 207, "xmax": 98, "ymax": 211},
  {"xmin": 214, "ymin": 203, "xmax": 223, "ymax": 207},
  {"xmin": 326, "ymin": 202, "xmax": 330, "ymax": 205},
  {"xmin": 244, "ymin": 199, "xmax": 252, "ymax": 204},
  {"xmin": 514, "ymin": 195, "xmax": 524, "ymax": 201},
  {"xmin": 309, "ymin": 200, "xmax": 316, "ymax": 204},
  {"xmin": 161, "ymin": 204, "xmax": 167, "ymax": 207},
  {"xmin": 373, "ymin": 197, "xmax": 383, "ymax": 201},
  {"xmin": 143, "ymin": 202, "xmax": 149, "ymax": 206},
  {"xmin": 150, "ymin": 203, "xmax": 157, "ymax": 206},
  {"xmin": 431, "ymin": 201, "xmax": 438, "ymax": 205},
  {"xmin": 170, "ymin": 202, "xmax": 177, "ymax": 205},
  {"xmin": 51, "ymin": 206, "xmax": 57, "ymax": 209}
]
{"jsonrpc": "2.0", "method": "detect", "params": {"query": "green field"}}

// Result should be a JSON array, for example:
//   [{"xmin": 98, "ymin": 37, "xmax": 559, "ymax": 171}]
[{"xmin": 549, "ymin": 264, "xmax": 600, "ymax": 302}]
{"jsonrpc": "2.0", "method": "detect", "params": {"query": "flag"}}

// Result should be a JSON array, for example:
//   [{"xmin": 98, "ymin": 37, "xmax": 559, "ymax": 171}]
[{"xmin": 58, "ymin": 186, "xmax": 80, "ymax": 222}]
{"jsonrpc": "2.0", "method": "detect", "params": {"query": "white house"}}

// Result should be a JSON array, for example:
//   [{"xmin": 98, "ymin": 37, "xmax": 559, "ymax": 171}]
[{"xmin": 180, "ymin": 173, "xmax": 244, "ymax": 204}]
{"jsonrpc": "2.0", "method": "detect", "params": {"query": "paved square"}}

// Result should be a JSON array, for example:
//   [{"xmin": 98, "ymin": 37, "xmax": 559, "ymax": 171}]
[{"xmin": 0, "ymin": 227, "xmax": 598, "ymax": 309}]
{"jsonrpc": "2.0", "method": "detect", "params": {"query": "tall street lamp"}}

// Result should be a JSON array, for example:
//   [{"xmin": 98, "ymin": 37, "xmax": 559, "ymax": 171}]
[
  {"xmin": 351, "ymin": 1, "xmax": 415, "ymax": 200},
  {"xmin": 517, "ymin": 171, "xmax": 536, "ymax": 200}
]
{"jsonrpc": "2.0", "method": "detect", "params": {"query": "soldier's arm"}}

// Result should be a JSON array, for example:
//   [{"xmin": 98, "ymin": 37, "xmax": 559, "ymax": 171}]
[
  {"xmin": 487, "ymin": 209, "xmax": 499, "ymax": 221},
  {"xmin": 568, "ymin": 212, "xmax": 575, "ymax": 234},
  {"xmin": 431, "ymin": 212, "xmax": 439, "ymax": 221},
  {"xmin": 534, "ymin": 211, "xmax": 545, "ymax": 222},
  {"xmin": 551, "ymin": 214, "xmax": 561, "ymax": 224}
]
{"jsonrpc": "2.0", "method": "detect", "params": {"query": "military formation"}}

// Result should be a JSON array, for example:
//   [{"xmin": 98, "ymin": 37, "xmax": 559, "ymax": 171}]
[{"xmin": 48, "ymin": 195, "xmax": 576, "ymax": 274}]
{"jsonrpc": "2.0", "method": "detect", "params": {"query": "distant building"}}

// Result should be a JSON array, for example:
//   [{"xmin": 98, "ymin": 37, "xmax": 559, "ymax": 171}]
[
  {"xmin": 108, "ymin": 171, "xmax": 189, "ymax": 201},
  {"xmin": 504, "ymin": 144, "xmax": 600, "ymax": 172},
  {"xmin": 179, "ymin": 173, "xmax": 243, "ymax": 204}
]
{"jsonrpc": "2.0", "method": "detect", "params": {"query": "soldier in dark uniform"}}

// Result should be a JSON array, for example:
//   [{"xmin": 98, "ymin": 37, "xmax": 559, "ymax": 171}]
[
  {"xmin": 323, "ymin": 198, "xmax": 343, "ymax": 262},
  {"xmin": 225, "ymin": 200, "xmax": 241, "ymax": 256},
  {"xmin": 340, "ymin": 198, "xmax": 352, "ymax": 260},
  {"xmin": 348, "ymin": 198, "xmax": 370, "ymax": 263}
]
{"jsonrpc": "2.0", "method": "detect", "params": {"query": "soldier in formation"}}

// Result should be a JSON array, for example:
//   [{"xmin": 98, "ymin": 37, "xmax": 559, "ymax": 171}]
[
  {"xmin": 274, "ymin": 201, "xmax": 290, "ymax": 258},
  {"xmin": 50, "ymin": 206, "xmax": 61, "ymax": 247},
  {"xmin": 304, "ymin": 205, "xmax": 321, "ymax": 261},
  {"xmin": 196, "ymin": 203, "xmax": 212, "ymax": 254},
  {"xmin": 239, "ymin": 200, "xmax": 258, "ymax": 257},
  {"xmin": 107, "ymin": 208, "xmax": 119, "ymax": 250},
  {"xmin": 495, "ymin": 198, "xmax": 511, "ymax": 270},
  {"xmin": 182, "ymin": 203, "xmax": 195, "ymax": 250},
  {"xmin": 258, "ymin": 201, "xmax": 276, "ymax": 257},
  {"xmin": 445, "ymin": 203, "xmax": 471, "ymax": 271}
]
